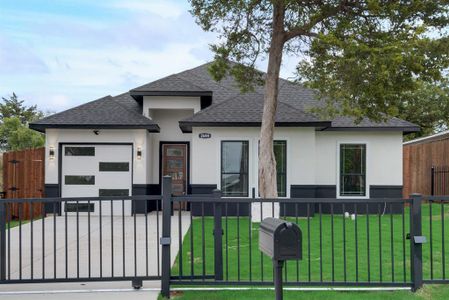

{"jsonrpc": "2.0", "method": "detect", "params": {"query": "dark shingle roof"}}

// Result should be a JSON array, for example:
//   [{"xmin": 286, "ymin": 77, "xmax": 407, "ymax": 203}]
[
  {"xmin": 133, "ymin": 62, "xmax": 418, "ymax": 132},
  {"xmin": 30, "ymin": 62, "xmax": 419, "ymax": 133},
  {"xmin": 179, "ymin": 92, "xmax": 330, "ymax": 132},
  {"xmin": 30, "ymin": 95, "xmax": 159, "ymax": 132},
  {"xmin": 130, "ymin": 74, "xmax": 211, "ymax": 96}
]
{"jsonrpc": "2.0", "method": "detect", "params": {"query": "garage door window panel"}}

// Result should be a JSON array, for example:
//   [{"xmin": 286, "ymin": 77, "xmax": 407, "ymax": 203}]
[
  {"xmin": 65, "ymin": 147, "xmax": 95, "ymax": 156},
  {"xmin": 99, "ymin": 162, "xmax": 130, "ymax": 172},
  {"xmin": 65, "ymin": 175, "xmax": 95, "ymax": 185},
  {"xmin": 99, "ymin": 189, "xmax": 129, "ymax": 196},
  {"xmin": 65, "ymin": 203, "xmax": 95, "ymax": 212}
]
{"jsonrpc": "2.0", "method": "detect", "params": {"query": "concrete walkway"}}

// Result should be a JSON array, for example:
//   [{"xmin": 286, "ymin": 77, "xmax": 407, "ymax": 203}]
[{"xmin": 1, "ymin": 212, "xmax": 191, "ymax": 299}]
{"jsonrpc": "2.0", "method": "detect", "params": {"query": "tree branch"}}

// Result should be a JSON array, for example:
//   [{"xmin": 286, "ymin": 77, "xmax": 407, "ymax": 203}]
[{"xmin": 283, "ymin": 1, "xmax": 356, "ymax": 42}]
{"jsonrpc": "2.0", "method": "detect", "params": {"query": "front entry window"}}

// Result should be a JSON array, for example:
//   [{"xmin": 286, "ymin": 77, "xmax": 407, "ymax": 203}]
[
  {"xmin": 339, "ymin": 144, "xmax": 366, "ymax": 197},
  {"xmin": 221, "ymin": 141, "xmax": 249, "ymax": 197}
]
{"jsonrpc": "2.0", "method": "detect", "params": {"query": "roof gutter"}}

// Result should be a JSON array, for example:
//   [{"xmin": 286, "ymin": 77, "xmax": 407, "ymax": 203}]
[
  {"xmin": 321, "ymin": 126, "xmax": 420, "ymax": 134},
  {"xmin": 179, "ymin": 121, "xmax": 332, "ymax": 133},
  {"xmin": 29, "ymin": 123, "xmax": 161, "ymax": 133},
  {"xmin": 130, "ymin": 90, "xmax": 213, "ymax": 102}
]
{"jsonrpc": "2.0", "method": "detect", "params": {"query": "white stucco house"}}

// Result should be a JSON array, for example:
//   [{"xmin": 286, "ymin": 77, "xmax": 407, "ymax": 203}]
[{"xmin": 30, "ymin": 62, "xmax": 419, "ymax": 215}]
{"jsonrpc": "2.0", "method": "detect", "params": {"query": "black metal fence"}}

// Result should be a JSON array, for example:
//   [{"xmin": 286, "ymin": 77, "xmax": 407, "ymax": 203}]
[
  {"xmin": 431, "ymin": 166, "xmax": 449, "ymax": 196},
  {"xmin": 1, "ymin": 176, "xmax": 448, "ymax": 299},
  {"xmin": 0, "ymin": 195, "xmax": 163, "ymax": 287}
]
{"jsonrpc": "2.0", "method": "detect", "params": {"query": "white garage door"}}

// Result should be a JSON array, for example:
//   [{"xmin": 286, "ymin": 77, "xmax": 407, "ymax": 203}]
[{"xmin": 61, "ymin": 144, "xmax": 132, "ymax": 215}]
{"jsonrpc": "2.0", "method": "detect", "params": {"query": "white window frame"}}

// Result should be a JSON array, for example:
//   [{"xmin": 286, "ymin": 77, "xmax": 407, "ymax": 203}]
[{"xmin": 336, "ymin": 141, "xmax": 370, "ymax": 199}]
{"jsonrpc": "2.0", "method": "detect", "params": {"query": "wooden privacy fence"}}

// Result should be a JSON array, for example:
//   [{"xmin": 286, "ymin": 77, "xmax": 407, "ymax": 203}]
[
  {"xmin": 2, "ymin": 147, "xmax": 45, "ymax": 219},
  {"xmin": 403, "ymin": 137, "xmax": 449, "ymax": 197}
]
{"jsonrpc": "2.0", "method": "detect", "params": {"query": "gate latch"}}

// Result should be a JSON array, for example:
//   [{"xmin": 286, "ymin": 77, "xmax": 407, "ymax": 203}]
[
  {"xmin": 414, "ymin": 236, "xmax": 427, "ymax": 244},
  {"xmin": 160, "ymin": 237, "xmax": 171, "ymax": 246}
]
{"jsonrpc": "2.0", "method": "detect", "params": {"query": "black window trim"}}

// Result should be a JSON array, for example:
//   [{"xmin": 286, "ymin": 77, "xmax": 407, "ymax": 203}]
[
  {"xmin": 274, "ymin": 140, "xmax": 287, "ymax": 198},
  {"xmin": 220, "ymin": 140, "xmax": 250, "ymax": 198},
  {"xmin": 338, "ymin": 142, "xmax": 368, "ymax": 198}
]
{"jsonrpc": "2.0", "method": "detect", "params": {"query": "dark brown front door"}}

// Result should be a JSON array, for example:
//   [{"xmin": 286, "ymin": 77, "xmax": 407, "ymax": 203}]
[{"xmin": 162, "ymin": 144, "xmax": 188, "ymax": 198}]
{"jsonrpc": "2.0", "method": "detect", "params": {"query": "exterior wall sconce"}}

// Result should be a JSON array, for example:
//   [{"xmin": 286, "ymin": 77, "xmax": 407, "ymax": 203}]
[
  {"xmin": 49, "ymin": 147, "xmax": 55, "ymax": 160},
  {"xmin": 136, "ymin": 147, "xmax": 142, "ymax": 160}
]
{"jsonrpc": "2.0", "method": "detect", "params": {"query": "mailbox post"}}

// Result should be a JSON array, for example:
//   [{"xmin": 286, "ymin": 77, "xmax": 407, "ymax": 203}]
[{"xmin": 259, "ymin": 218, "xmax": 302, "ymax": 300}]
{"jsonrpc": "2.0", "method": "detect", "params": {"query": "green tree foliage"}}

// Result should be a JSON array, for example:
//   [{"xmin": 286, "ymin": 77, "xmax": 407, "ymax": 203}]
[
  {"xmin": 191, "ymin": 1, "xmax": 449, "ymax": 122},
  {"xmin": 400, "ymin": 80, "xmax": 449, "ymax": 140},
  {"xmin": 0, "ymin": 93, "xmax": 45, "ymax": 151},
  {"xmin": 0, "ymin": 93, "xmax": 44, "ymax": 124},
  {"xmin": 0, "ymin": 118, "xmax": 44, "ymax": 151},
  {"xmin": 189, "ymin": 0, "xmax": 449, "ymax": 196}
]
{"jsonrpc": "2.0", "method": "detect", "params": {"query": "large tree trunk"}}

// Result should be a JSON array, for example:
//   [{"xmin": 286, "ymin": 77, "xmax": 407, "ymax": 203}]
[{"xmin": 259, "ymin": 1, "xmax": 285, "ymax": 198}]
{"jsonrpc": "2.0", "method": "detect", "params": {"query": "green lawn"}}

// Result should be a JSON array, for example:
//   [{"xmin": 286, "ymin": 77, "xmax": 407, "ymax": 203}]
[
  {"xmin": 160, "ymin": 284, "xmax": 449, "ymax": 299},
  {"xmin": 172, "ymin": 203, "xmax": 449, "ymax": 283}
]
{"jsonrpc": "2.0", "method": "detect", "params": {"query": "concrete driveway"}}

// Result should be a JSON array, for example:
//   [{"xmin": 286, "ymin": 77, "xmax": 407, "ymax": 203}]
[{"xmin": 1, "ymin": 211, "xmax": 191, "ymax": 299}]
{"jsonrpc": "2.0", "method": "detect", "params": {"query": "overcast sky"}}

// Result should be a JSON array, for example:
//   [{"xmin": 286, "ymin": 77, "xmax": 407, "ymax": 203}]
[{"xmin": 0, "ymin": 0, "xmax": 298, "ymax": 112}]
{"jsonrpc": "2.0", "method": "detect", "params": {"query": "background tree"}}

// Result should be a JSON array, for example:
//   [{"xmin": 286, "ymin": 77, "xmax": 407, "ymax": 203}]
[
  {"xmin": 0, "ymin": 93, "xmax": 45, "ymax": 151},
  {"xmin": 399, "ymin": 80, "xmax": 449, "ymax": 140},
  {"xmin": 189, "ymin": 0, "xmax": 449, "ymax": 197},
  {"xmin": 0, "ymin": 93, "xmax": 44, "ymax": 124}
]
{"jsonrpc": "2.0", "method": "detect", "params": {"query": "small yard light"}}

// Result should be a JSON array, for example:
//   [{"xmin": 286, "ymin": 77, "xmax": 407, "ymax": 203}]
[
  {"xmin": 136, "ymin": 147, "xmax": 142, "ymax": 160},
  {"xmin": 49, "ymin": 147, "xmax": 55, "ymax": 160}
]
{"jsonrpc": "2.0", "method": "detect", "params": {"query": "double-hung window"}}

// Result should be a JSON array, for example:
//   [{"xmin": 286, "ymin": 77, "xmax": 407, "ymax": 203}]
[
  {"xmin": 221, "ymin": 141, "xmax": 249, "ymax": 197},
  {"xmin": 339, "ymin": 144, "xmax": 366, "ymax": 197}
]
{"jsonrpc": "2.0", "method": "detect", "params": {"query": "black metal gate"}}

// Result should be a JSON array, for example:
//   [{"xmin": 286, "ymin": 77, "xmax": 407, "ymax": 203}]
[
  {"xmin": 0, "ymin": 195, "xmax": 162, "ymax": 287},
  {"xmin": 431, "ymin": 166, "xmax": 449, "ymax": 196}
]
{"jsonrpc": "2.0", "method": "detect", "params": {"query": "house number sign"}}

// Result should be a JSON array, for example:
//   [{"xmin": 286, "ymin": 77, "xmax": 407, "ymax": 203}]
[{"xmin": 199, "ymin": 133, "xmax": 212, "ymax": 139}]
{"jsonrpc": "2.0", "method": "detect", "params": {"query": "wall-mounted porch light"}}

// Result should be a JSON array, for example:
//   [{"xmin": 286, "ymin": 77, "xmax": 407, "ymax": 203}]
[
  {"xmin": 136, "ymin": 147, "xmax": 142, "ymax": 160},
  {"xmin": 49, "ymin": 146, "xmax": 55, "ymax": 160}
]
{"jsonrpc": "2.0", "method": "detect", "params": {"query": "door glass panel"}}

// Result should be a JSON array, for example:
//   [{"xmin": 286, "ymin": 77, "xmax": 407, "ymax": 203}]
[
  {"xmin": 167, "ymin": 148, "xmax": 184, "ymax": 156},
  {"xmin": 163, "ymin": 144, "xmax": 187, "ymax": 196},
  {"xmin": 167, "ymin": 159, "xmax": 183, "ymax": 169}
]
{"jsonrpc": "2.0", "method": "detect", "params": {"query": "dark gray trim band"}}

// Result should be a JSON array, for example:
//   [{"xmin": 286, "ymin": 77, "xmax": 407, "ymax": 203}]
[
  {"xmin": 179, "ymin": 121, "xmax": 332, "ymax": 133},
  {"xmin": 30, "ymin": 123, "xmax": 160, "ymax": 133},
  {"xmin": 321, "ymin": 126, "xmax": 420, "ymax": 133},
  {"xmin": 130, "ymin": 91, "xmax": 213, "ymax": 97}
]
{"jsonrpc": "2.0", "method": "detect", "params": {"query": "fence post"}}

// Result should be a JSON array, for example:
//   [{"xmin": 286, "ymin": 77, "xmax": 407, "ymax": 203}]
[
  {"xmin": 410, "ymin": 193, "xmax": 423, "ymax": 292},
  {"xmin": 0, "ymin": 201, "xmax": 6, "ymax": 281},
  {"xmin": 213, "ymin": 189, "xmax": 223, "ymax": 280},
  {"xmin": 161, "ymin": 176, "xmax": 172, "ymax": 298}
]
